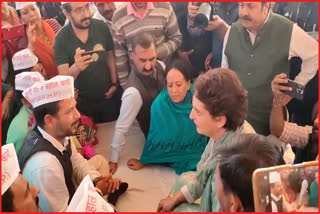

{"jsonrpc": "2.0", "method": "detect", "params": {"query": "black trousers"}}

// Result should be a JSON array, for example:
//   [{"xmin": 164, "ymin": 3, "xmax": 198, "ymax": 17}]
[{"xmin": 77, "ymin": 87, "xmax": 123, "ymax": 123}]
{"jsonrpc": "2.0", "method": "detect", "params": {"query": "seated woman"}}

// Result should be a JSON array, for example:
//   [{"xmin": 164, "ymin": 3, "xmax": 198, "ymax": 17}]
[
  {"xmin": 157, "ymin": 68, "xmax": 257, "ymax": 212},
  {"xmin": 16, "ymin": 2, "xmax": 61, "ymax": 79},
  {"xmin": 127, "ymin": 59, "xmax": 208, "ymax": 174}
]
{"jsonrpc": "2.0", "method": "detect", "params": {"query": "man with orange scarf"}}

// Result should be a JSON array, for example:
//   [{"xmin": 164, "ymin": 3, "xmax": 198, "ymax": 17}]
[{"xmin": 16, "ymin": 2, "xmax": 61, "ymax": 79}]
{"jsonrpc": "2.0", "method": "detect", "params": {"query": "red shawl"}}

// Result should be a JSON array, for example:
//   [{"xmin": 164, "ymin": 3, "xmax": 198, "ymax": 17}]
[{"xmin": 33, "ymin": 20, "xmax": 58, "ymax": 79}]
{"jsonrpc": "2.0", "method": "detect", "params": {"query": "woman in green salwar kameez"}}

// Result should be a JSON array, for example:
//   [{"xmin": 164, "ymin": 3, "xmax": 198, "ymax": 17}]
[
  {"xmin": 127, "ymin": 60, "xmax": 208, "ymax": 174},
  {"xmin": 157, "ymin": 68, "xmax": 254, "ymax": 212}
]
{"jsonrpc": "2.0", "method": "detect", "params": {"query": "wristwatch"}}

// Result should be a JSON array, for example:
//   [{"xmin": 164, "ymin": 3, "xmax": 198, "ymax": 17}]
[{"xmin": 110, "ymin": 82, "xmax": 117, "ymax": 87}]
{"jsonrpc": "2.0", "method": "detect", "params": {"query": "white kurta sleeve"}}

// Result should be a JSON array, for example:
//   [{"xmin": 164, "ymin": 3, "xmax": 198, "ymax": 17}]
[
  {"xmin": 221, "ymin": 28, "xmax": 231, "ymax": 69},
  {"xmin": 289, "ymin": 24, "xmax": 318, "ymax": 86},
  {"xmin": 23, "ymin": 152, "xmax": 70, "ymax": 212},
  {"xmin": 70, "ymin": 142, "xmax": 100, "ymax": 185},
  {"xmin": 110, "ymin": 87, "xmax": 143, "ymax": 163}
]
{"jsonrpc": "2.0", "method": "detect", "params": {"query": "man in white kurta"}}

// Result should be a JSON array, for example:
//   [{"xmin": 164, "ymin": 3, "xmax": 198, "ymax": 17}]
[{"xmin": 18, "ymin": 75, "xmax": 123, "ymax": 212}]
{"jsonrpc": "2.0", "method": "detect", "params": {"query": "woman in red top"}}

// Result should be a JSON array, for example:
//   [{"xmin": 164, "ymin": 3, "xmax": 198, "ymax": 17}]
[{"xmin": 17, "ymin": 2, "xmax": 61, "ymax": 79}]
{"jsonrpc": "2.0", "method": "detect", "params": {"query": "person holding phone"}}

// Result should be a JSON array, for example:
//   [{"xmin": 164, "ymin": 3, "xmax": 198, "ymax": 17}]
[
  {"xmin": 55, "ymin": 2, "xmax": 121, "ymax": 124},
  {"xmin": 2, "ymin": 2, "xmax": 23, "ymax": 84},
  {"xmin": 221, "ymin": 2, "xmax": 318, "ymax": 135},
  {"xmin": 186, "ymin": 2, "xmax": 238, "ymax": 71},
  {"xmin": 270, "ymin": 73, "xmax": 318, "ymax": 161},
  {"xmin": 16, "ymin": 2, "xmax": 62, "ymax": 79}
]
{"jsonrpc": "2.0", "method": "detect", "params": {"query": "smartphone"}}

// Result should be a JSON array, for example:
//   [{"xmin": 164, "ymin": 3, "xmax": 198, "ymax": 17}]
[
  {"xmin": 81, "ymin": 49, "xmax": 104, "ymax": 56},
  {"xmin": 252, "ymin": 161, "xmax": 318, "ymax": 212},
  {"xmin": 279, "ymin": 79, "xmax": 305, "ymax": 101},
  {"xmin": 2, "ymin": 24, "xmax": 26, "ymax": 41}
]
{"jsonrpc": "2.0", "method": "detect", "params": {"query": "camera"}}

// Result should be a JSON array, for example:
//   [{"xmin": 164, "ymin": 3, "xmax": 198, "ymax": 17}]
[{"xmin": 193, "ymin": 2, "xmax": 215, "ymax": 29}]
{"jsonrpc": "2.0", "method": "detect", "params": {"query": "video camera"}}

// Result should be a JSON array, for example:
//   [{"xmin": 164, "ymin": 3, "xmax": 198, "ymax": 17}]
[{"xmin": 193, "ymin": 2, "xmax": 215, "ymax": 29}]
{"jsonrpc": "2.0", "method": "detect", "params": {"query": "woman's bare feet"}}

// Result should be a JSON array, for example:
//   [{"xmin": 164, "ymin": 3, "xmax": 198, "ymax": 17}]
[{"xmin": 127, "ymin": 158, "xmax": 145, "ymax": 170}]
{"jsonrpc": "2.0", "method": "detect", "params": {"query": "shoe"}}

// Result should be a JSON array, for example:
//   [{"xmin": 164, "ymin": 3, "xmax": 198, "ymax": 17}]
[{"xmin": 107, "ymin": 182, "xmax": 128, "ymax": 206}]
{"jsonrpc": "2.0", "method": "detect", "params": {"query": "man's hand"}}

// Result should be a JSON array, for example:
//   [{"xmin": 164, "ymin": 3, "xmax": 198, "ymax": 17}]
[
  {"xmin": 107, "ymin": 178, "xmax": 121, "ymax": 193},
  {"xmin": 74, "ymin": 48, "xmax": 93, "ymax": 72},
  {"xmin": 177, "ymin": 49, "xmax": 193, "ymax": 63},
  {"xmin": 2, "ymin": 99, "xmax": 10, "ymax": 120},
  {"xmin": 205, "ymin": 52, "xmax": 213, "ymax": 70},
  {"xmin": 157, "ymin": 196, "xmax": 177, "ymax": 212},
  {"xmin": 105, "ymin": 86, "xmax": 117, "ymax": 99},
  {"xmin": 2, "ymin": 89, "xmax": 14, "ymax": 121},
  {"xmin": 188, "ymin": 2, "xmax": 199, "ymax": 17},
  {"xmin": 74, "ymin": 88, "xmax": 79, "ymax": 100},
  {"xmin": 95, "ymin": 174, "xmax": 121, "ymax": 195},
  {"xmin": 205, "ymin": 15, "xmax": 224, "ymax": 31},
  {"xmin": 109, "ymin": 161, "xmax": 118, "ymax": 174},
  {"xmin": 271, "ymin": 73, "xmax": 292, "ymax": 106}
]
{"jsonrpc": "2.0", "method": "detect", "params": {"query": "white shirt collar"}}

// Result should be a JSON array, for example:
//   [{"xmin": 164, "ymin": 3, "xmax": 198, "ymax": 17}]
[
  {"xmin": 93, "ymin": 11, "xmax": 112, "ymax": 26},
  {"xmin": 246, "ymin": 11, "xmax": 271, "ymax": 45},
  {"xmin": 271, "ymin": 193, "xmax": 282, "ymax": 202},
  {"xmin": 37, "ymin": 126, "xmax": 69, "ymax": 154}
]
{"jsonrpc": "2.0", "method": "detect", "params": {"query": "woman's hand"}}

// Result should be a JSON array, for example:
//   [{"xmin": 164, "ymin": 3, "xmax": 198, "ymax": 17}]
[
  {"xmin": 26, "ymin": 22, "xmax": 37, "ymax": 50},
  {"xmin": 271, "ymin": 73, "xmax": 292, "ymax": 106},
  {"xmin": 157, "ymin": 196, "xmax": 177, "ymax": 212}
]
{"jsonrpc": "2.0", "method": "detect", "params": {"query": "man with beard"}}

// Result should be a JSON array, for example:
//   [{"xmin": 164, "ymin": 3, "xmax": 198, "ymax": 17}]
[
  {"xmin": 112, "ymin": 2, "xmax": 181, "ymax": 85},
  {"xmin": 54, "ymin": 2, "xmax": 121, "ymax": 124},
  {"xmin": 221, "ymin": 2, "xmax": 318, "ymax": 135},
  {"xmin": 93, "ymin": 2, "xmax": 116, "ymax": 30},
  {"xmin": 2, "ymin": 144, "xmax": 40, "ymax": 212},
  {"xmin": 109, "ymin": 33, "xmax": 166, "ymax": 174},
  {"xmin": 18, "ymin": 76, "xmax": 127, "ymax": 212}
]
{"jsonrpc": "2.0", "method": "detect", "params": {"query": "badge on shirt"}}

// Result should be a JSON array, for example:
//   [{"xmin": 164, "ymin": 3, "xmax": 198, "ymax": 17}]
[{"xmin": 91, "ymin": 44, "xmax": 104, "ymax": 62}]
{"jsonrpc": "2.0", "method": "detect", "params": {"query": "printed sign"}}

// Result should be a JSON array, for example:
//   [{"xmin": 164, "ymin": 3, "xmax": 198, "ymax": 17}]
[
  {"xmin": 67, "ymin": 175, "xmax": 114, "ymax": 212},
  {"xmin": 22, "ymin": 76, "xmax": 74, "ymax": 108},
  {"xmin": 1, "ymin": 144, "xmax": 20, "ymax": 195}
]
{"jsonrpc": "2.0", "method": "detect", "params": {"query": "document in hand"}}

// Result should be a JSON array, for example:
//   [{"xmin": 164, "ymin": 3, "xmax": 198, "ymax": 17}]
[{"xmin": 67, "ymin": 175, "xmax": 114, "ymax": 212}]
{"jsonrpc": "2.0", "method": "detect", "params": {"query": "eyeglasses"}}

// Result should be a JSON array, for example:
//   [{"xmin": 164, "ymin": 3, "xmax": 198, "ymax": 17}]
[{"xmin": 72, "ymin": 4, "xmax": 90, "ymax": 15}]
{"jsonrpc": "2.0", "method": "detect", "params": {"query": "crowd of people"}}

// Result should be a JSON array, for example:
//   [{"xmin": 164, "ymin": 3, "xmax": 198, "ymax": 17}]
[{"xmin": 1, "ymin": 1, "xmax": 318, "ymax": 212}]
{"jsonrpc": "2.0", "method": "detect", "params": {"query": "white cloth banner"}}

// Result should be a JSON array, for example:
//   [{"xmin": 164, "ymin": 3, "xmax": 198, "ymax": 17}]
[{"xmin": 67, "ymin": 175, "xmax": 114, "ymax": 212}]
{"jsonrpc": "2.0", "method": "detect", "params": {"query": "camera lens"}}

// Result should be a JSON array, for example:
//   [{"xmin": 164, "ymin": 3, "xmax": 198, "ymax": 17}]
[
  {"xmin": 194, "ymin": 3, "xmax": 211, "ymax": 29},
  {"xmin": 296, "ymin": 86, "xmax": 304, "ymax": 94}
]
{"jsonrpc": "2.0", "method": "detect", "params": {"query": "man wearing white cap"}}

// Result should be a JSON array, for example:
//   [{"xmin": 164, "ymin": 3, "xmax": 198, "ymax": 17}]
[
  {"xmin": 54, "ymin": 2, "xmax": 121, "ymax": 124},
  {"xmin": 6, "ymin": 71, "xmax": 44, "ymax": 153},
  {"xmin": 18, "ymin": 75, "xmax": 127, "ymax": 212},
  {"xmin": 1, "ymin": 144, "xmax": 40, "ymax": 212},
  {"xmin": 266, "ymin": 171, "xmax": 286, "ymax": 212}
]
